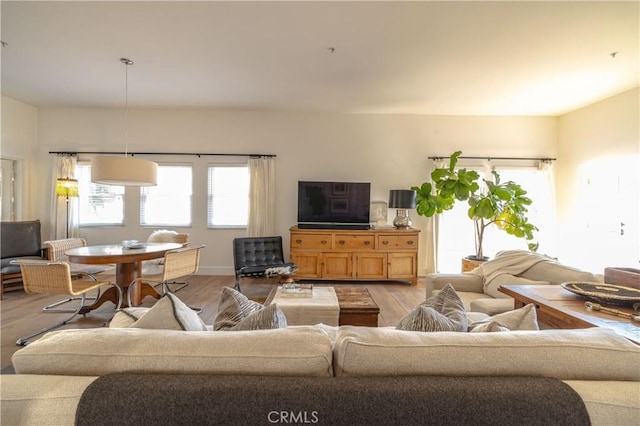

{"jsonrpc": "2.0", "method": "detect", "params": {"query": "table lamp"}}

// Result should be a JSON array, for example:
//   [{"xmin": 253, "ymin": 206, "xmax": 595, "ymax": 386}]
[{"xmin": 388, "ymin": 189, "xmax": 416, "ymax": 229}]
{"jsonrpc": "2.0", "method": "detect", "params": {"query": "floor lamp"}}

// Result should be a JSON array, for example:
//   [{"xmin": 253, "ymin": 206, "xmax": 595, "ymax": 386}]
[{"xmin": 56, "ymin": 178, "xmax": 79, "ymax": 239}]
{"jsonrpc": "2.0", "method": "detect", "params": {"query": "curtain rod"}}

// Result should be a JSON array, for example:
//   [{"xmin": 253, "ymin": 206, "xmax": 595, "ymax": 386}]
[
  {"xmin": 49, "ymin": 151, "xmax": 276, "ymax": 158},
  {"xmin": 428, "ymin": 155, "xmax": 556, "ymax": 161}
]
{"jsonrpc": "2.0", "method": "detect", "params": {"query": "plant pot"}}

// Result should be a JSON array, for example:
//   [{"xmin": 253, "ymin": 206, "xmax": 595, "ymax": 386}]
[{"xmin": 461, "ymin": 256, "xmax": 489, "ymax": 272}]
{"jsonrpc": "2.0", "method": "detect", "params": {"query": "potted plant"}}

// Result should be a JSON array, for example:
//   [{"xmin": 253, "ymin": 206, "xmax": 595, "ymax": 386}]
[{"xmin": 412, "ymin": 151, "xmax": 538, "ymax": 260}]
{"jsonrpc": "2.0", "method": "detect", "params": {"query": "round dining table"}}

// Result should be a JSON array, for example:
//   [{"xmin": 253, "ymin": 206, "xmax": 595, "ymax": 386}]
[{"xmin": 65, "ymin": 242, "xmax": 182, "ymax": 311}]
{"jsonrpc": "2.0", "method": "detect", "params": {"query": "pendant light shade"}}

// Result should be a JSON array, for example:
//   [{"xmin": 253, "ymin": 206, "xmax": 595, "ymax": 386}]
[
  {"xmin": 90, "ymin": 57, "xmax": 158, "ymax": 187},
  {"xmin": 91, "ymin": 156, "xmax": 158, "ymax": 186}
]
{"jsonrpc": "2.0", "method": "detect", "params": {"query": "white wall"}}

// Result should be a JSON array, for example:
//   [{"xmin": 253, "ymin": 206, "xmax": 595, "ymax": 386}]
[
  {"xmin": 0, "ymin": 96, "xmax": 38, "ymax": 221},
  {"xmin": 4, "ymin": 100, "xmax": 557, "ymax": 275},
  {"xmin": 40, "ymin": 108, "xmax": 558, "ymax": 275},
  {"xmin": 556, "ymin": 87, "xmax": 640, "ymax": 272},
  {"xmin": 5, "ymin": 89, "xmax": 637, "ymax": 276}
]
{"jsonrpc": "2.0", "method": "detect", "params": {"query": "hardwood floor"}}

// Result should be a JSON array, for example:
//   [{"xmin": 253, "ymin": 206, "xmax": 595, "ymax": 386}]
[{"xmin": 0, "ymin": 275, "xmax": 427, "ymax": 370}]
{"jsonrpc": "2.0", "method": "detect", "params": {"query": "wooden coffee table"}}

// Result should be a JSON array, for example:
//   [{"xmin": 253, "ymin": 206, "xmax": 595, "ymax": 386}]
[
  {"xmin": 499, "ymin": 285, "xmax": 640, "ymax": 344},
  {"xmin": 266, "ymin": 286, "xmax": 379, "ymax": 327}
]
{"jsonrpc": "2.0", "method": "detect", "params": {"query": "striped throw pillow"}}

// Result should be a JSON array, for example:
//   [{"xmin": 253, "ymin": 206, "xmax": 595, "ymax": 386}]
[
  {"xmin": 397, "ymin": 283, "xmax": 467, "ymax": 332},
  {"xmin": 214, "ymin": 287, "xmax": 287, "ymax": 331}
]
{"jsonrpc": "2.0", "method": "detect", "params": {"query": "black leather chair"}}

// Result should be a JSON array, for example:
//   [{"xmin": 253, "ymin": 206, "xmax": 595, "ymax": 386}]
[{"xmin": 233, "ymin": 236, "xmax": 296, "ymax": 292}]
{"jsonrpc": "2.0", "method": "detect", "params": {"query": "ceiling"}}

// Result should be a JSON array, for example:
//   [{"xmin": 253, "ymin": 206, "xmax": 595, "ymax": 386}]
[{"xmin": 1, "ymin": 1, "xmax": 638, "ymax": 116}]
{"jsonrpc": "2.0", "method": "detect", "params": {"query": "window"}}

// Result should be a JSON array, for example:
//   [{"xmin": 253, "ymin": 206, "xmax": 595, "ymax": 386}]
[
  {"xmin": 207, "ymin": 165, "xmax": 249, "ymax": 227},
  {"xmin": 437, "ymin": 165, "xmax": 556, "ymax": 272},
  {"xmin": 140, "ymin": 165, "xmax": 192, "ymax": 226},
  {"xmin": 77, "ymin": 164, "xmax": 125, "ymax": 225},
  {"xmin": 0, "ymin": 158, "xmax": 16, "ymax": 221}
]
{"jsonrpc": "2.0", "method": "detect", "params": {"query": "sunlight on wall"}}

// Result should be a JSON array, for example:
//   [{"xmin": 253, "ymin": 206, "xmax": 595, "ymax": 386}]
[{"xmin": 575, "ymin": 155, "xmax": 640, "ymax": 272}]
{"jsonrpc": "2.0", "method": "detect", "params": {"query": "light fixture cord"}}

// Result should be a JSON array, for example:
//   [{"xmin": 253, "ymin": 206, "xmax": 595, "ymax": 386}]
[{"xmin": 124, "ymin": 60, "xmax": 129, "ymax": 156}]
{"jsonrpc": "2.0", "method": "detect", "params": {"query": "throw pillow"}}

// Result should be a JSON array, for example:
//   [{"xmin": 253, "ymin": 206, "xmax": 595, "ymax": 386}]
[
  {"xmin": 468, "ymin": 320, "xmax": 511, "ymax": 333},
  {"xmin": 109, "ymin": 307, "xmax": 150, "ymax": 328},
  {"xmin": 147, "ymin": 229, "xmax": 180, "ymax": 243},
  {"xmin": 214, "ymin": 286, "xmax": 281, "ymax": 331},
  {"xmin": 230, "ymin": 303, "xmax": 288, "ymax": 331},
  {"xmin": 468, "ymin": 303, "xmax": 539, "ymax": 332},
  {"xmin": 130, "ymin": 292, "xmax": 207, "ymax": 331},
  {"xmin": 396, "ymin": 283, "xmax": 467, "ymax": 332}
]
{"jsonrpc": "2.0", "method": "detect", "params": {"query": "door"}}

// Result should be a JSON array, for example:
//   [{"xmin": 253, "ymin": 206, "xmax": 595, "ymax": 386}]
[
  {"xmin": 388, "ymin": 252, "xmax": 418, "ymax": 283},
  {"xmin": 322, "ymin": 252, "xmax": 353, "ymax": 279},
  {"xmin": 291, "ymin": 252, "xmax": 322, "ymax": 279},
  {"xmin": 578, "ymin": 156, "xmax": 639, "ymax": 271},
  {"xmin": 355, "ymin": 253, "xmax": 387, "ymax": 280}
]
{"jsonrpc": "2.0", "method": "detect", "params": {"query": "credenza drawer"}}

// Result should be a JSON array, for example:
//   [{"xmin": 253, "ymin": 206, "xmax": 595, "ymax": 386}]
[
  {"xmin": 291, "ymin": 234, "xmax": 331, "ymax": 249},
  {"xmin": 378, "ymin": 235, "xmax": 418, "ymax": 249},
  {"xmin": 334, "ymin": 234, "xmax": 375, "ymax": 250}
]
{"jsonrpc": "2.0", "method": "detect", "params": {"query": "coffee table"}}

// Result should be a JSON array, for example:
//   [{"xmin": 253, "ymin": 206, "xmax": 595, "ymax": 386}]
[
  {"xmin": 499, "ymin": 285, "xmax": 640, "ymax": 344},
  {"xmin": 266, "ymin": 286, "xmax": 379, "ymax": 327}
]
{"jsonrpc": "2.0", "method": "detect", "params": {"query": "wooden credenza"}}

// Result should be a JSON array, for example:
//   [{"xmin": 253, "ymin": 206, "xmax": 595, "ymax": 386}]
[{"xmin": 289, "ymin": 227, "xmax": 419, "ymax": 285}]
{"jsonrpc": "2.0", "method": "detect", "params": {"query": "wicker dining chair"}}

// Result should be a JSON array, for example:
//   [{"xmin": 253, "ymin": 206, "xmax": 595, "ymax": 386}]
[
  {"xmin": 12, "ymin": 259, "xmax": 122, "ymax": 346},
  {"xmin": 142, "ymin": 231, "xmax": 191, "ymax": 293},
  {"xmin": 127, "ymin": 245, "xmax": 204, "ymax": 311},
  {"xmin": 41, "ymin": 238, "xmax": 114, "ymax": 313}
]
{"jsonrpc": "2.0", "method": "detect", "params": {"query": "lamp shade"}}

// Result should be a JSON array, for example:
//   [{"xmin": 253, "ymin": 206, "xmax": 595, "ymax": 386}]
[
  {"xmin": 55, "ymin": 177, "xmax": 79, "ymax": 198},
  {"xmin": 91, "ymin": 156, "xmax": 158, "ymax": 186},
  {"xmin": 388, "ymin": 189, "xmax": 416, "ymax": 209}
]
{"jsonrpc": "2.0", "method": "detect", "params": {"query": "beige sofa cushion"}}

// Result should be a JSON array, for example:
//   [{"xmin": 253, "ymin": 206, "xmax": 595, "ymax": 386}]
[
  {"xmin": 469, "ymin": 298, "xmax": 514, "ymax": 315},
  {"xmin": 12, "ymin": 326, "xmax": 333, "ymax": 377},
  {"xmin": 0, "ymin": 375, "xmax": 97, "ymax": 426},
  {"xmin": 333, "ymin": 326, "xmax": 640, "ymax": 380},
  {"xmin": 564, "ymin": 380, "xmax": 640, "ymax": 425}
]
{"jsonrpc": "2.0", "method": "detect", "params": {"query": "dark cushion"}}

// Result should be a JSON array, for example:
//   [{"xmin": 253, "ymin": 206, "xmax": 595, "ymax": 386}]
[
  {"xmin": 1, "ymin": 256, "xmax": 43, "ymax": 275},
  {"xmin": 1, "ymin": 220, "xmax": 42, "ymax": 259}
]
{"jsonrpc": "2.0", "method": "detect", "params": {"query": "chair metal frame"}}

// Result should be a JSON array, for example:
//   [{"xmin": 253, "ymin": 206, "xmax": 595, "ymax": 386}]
[
  {"xmin": 42, "ymin": 238, "xmax": 116, "ymax": 312},
  {"xmin": 145, "ymin": 232, "xmax": 191, "ymax": 293},
  {"xmin": 232, "ymin": 236, "xmax": 296, "ymax": 293},
  {"xmin": 12, "ymin": 259, "xmax": 122, "ymax": 346},
  {"xmin": 127, "ymin": 245, "xmax": 204, "ymax": 312}
]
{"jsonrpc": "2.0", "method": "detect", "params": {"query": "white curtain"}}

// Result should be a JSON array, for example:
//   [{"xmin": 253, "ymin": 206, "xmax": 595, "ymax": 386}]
[
  {"xmin": 50, "ymin": 155, "xmax": 78, "ymax": 240},
  {"xmin": 424, "ymin": 158, "xmax": 447, "ymax": 274},
  {"xmin": 247, "ymin": 156, "xmax": 276, "ymax": 237},
  {"xmin": 536, "ymin": 159, "xmax": 557, "ymax": 254}
]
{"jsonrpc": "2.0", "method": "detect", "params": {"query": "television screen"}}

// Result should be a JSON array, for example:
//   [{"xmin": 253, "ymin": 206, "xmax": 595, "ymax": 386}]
[{"xmin": 297, "ymin": 181, "xmax": 370, "ymax": 226}]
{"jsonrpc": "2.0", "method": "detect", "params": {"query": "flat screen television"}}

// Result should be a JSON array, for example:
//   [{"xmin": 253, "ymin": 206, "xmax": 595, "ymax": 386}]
[{"xmin": 297, "ymin": 181, "xmax": 371, "ymax": 229}]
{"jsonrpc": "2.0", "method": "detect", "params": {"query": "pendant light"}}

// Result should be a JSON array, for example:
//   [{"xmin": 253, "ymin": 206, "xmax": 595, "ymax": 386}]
[{"xmin": 91, "ymin": 58, "xmax": 157, "ymax": 186}]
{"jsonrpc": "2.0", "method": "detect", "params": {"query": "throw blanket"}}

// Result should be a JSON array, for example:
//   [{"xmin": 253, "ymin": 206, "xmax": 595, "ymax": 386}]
[
  {"xmin": 470, "ymin": 250, "xmax": 553, "ymax": 294},
  {"xmin": 272, "ymin": 286, "xmax": 340, "ymax": 326},
  {"xmin": 76, "ymin": 374, "xmax": 591, "ymax": 426}
]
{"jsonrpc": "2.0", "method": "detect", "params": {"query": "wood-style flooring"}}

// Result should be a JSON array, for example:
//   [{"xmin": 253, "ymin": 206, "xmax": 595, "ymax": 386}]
[{"xmin": 0, "ymin": 275, "xmax": 427, "ymax": 370}]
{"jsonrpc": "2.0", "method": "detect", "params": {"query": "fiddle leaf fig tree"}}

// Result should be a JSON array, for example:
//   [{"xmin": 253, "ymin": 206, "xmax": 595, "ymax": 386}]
[{"xmin": 412, "ymin": 151, "xmax": 538, "ymax": 260}]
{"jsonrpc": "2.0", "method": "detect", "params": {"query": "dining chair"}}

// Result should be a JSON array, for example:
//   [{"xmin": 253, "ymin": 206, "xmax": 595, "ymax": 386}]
[
  {"xmin": 12, "ymin": 259, "xmax": 122, "ymax": 346},
  {"xmin": 41, "ymin": 238, "xmax": 114, "ymax": 313},
  {"xmin": 143, "ymin": 230, "xmax": 191, "ymax": 293},
  {"xmin": 233, "ymin": 236, "xmax": 296, "ymax": 293},
  {"xmin": 127, "ymin": 245, "xmax": 204, "ymax": 311}
]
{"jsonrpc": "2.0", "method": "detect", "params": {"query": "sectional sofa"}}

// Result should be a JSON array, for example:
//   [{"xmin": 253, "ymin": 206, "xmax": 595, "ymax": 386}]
[
  {"xmin": 426, "ymin": 250, "xmax": 598, "ymax": 314},
  {"xmin": 2, "ymin": 324, "xmax": 638, "ymax": 425}
]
